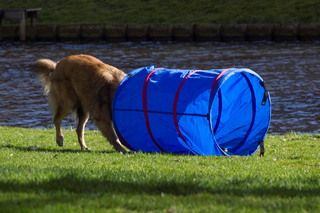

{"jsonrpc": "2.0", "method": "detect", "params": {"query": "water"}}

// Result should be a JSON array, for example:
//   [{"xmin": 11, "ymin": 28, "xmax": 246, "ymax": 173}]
[{"xmin": 1, "ymin": 41, "xmax": 320, "ymax": 134}]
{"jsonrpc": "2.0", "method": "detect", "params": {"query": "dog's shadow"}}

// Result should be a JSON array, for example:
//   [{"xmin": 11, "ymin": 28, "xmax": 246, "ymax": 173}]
[
  {"xmin": 2, "ymin": 144, "xmax": 185, "ymax": 156},
  {"xmin": 2, "ymin": 144, "xmax": 116, "ymax": 154}
]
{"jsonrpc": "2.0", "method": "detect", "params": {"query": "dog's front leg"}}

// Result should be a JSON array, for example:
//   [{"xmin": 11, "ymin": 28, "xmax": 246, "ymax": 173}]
[{"xmin": 94, "ymin": 118, "xmax": 127, "ymax": 153}]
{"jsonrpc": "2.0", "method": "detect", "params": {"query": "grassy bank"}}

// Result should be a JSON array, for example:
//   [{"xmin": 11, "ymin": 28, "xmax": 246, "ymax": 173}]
[
  {"xmin": 0, "ymin": 126, "xmax": 319, "ymax": 212},
  {"xmin": 1, "ymin": 0, "xmax": 320, "ymax": 25}
]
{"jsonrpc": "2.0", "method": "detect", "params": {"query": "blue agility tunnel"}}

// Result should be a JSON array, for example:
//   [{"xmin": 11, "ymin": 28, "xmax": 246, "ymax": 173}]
[{"xmin": 112, "ymin": 66, "xmax": 271, "ymax": 156}]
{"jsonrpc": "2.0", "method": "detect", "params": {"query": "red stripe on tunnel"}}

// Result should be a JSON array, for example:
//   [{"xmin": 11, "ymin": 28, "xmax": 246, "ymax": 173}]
[
  {"xmin": 142, "ymin": 68, "xmax": 166, "ymax": 152},
  {"xmin": 210, "ymin": 68, "xmax": 234, "ymax": 95},
  {"xmin": 173, "ymin": 70, "xmax": 202, "ymax": 155}
]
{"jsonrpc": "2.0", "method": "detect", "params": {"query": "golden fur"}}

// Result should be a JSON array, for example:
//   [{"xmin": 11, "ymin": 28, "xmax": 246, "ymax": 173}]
[{"xmin": 33, "ymin": 54, "xmax": 127, "ymax": 153}]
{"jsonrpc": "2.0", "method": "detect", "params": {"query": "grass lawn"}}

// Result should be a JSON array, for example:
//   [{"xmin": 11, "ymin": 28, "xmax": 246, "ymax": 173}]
[
  {"xmin": 0, "ymin": 126, "xmax": 319, "ymax": 212},
  {"xmin": 1, "ymin": 0, "xmax": 320, "ymax": 25}
]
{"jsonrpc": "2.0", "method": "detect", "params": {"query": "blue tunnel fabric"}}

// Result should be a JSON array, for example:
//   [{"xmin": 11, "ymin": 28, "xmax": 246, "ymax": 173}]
[{"xmin": 112, "ymin": 66, "xmax": 271, "ymax": 156}]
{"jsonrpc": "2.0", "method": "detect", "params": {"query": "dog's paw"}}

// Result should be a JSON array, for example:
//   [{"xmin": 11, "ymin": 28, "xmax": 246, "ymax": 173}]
[
  {"xmin": 82, "ymin": 147, "xmax": 91, "ymax": 151},
  {"xmin": 56, "ymin": 136, "xmax": 64, "ymax": 147},
  {"xmin": 117, "ymin": 147, "xmax": 127, "ymax": 154}
]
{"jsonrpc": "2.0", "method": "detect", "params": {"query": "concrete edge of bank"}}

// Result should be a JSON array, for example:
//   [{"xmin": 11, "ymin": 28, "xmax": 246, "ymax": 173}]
[{"xmin": 1, "ymin": 23, "xmax": 320, "ymax": 42}]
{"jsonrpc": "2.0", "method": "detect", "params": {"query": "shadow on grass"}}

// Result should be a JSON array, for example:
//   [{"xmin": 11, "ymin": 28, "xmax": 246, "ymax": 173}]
[
  {"xmin": 0, "ymin": 168, "xmax": 319, "ymax": 211},
  {"xmin": 1, "ymin": 144, "xmax": 116, "ymax": 154},
  {"xmin": 0, "ymin": 171, "xmax": 319, "ymax": 198},
  {"xmin": 2, "ymin": 144, "xmax": 190, "ymax": 156}
]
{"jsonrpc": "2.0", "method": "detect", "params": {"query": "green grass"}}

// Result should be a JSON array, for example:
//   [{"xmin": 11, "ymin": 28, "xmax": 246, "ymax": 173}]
[
  {"xmin": 1, "ymin": 0, "xmax": 320, "ymax": 25},
  {"xmin": 0, "ymin": 126, "xmax": 319, "ymax": 212}
]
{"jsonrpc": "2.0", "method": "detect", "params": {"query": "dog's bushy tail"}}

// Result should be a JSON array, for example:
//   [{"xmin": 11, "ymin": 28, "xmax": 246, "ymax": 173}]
[{"xmin": 33, "ymin": 59, "xmax": 56, "ymax": 94}]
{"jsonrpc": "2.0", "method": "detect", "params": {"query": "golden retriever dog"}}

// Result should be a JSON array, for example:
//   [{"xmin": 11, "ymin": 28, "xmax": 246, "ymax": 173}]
[{"xmin": 33, "ymin": 54, "xmax": 127, "ymax": 153}]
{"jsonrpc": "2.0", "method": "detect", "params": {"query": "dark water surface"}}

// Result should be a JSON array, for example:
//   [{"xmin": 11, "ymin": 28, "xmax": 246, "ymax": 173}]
[{"xmin": 1, "ymin": 41, "xmax": 320, "ymax": 134}]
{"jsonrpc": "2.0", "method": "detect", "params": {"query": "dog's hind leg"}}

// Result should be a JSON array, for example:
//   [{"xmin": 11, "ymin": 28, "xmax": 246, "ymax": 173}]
[
  {"xmin": 53, "ymin": 107, "xmax": 69, "ymax": 147},
  {"xmin": 76, "ymin": 108, "xmax": 90, "ymax": 150},
  {"xmin": 94, "ymin": 118, "xmax": 127, "ymax": 154}
]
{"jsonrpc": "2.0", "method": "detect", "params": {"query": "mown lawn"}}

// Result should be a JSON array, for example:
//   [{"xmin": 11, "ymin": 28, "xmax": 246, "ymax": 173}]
[
  {"xmin": 0, "ymin": 126, "xmax": 319, "ymax": 212},
  {"xmin": 1, "ymin": 0, "xmax": 320, "ymax": 25}
]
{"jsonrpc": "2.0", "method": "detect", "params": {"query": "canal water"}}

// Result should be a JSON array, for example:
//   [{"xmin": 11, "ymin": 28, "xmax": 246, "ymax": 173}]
[{"xmin": 1, "ymin": 41, "xmax": 320, "ymax": 134}]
